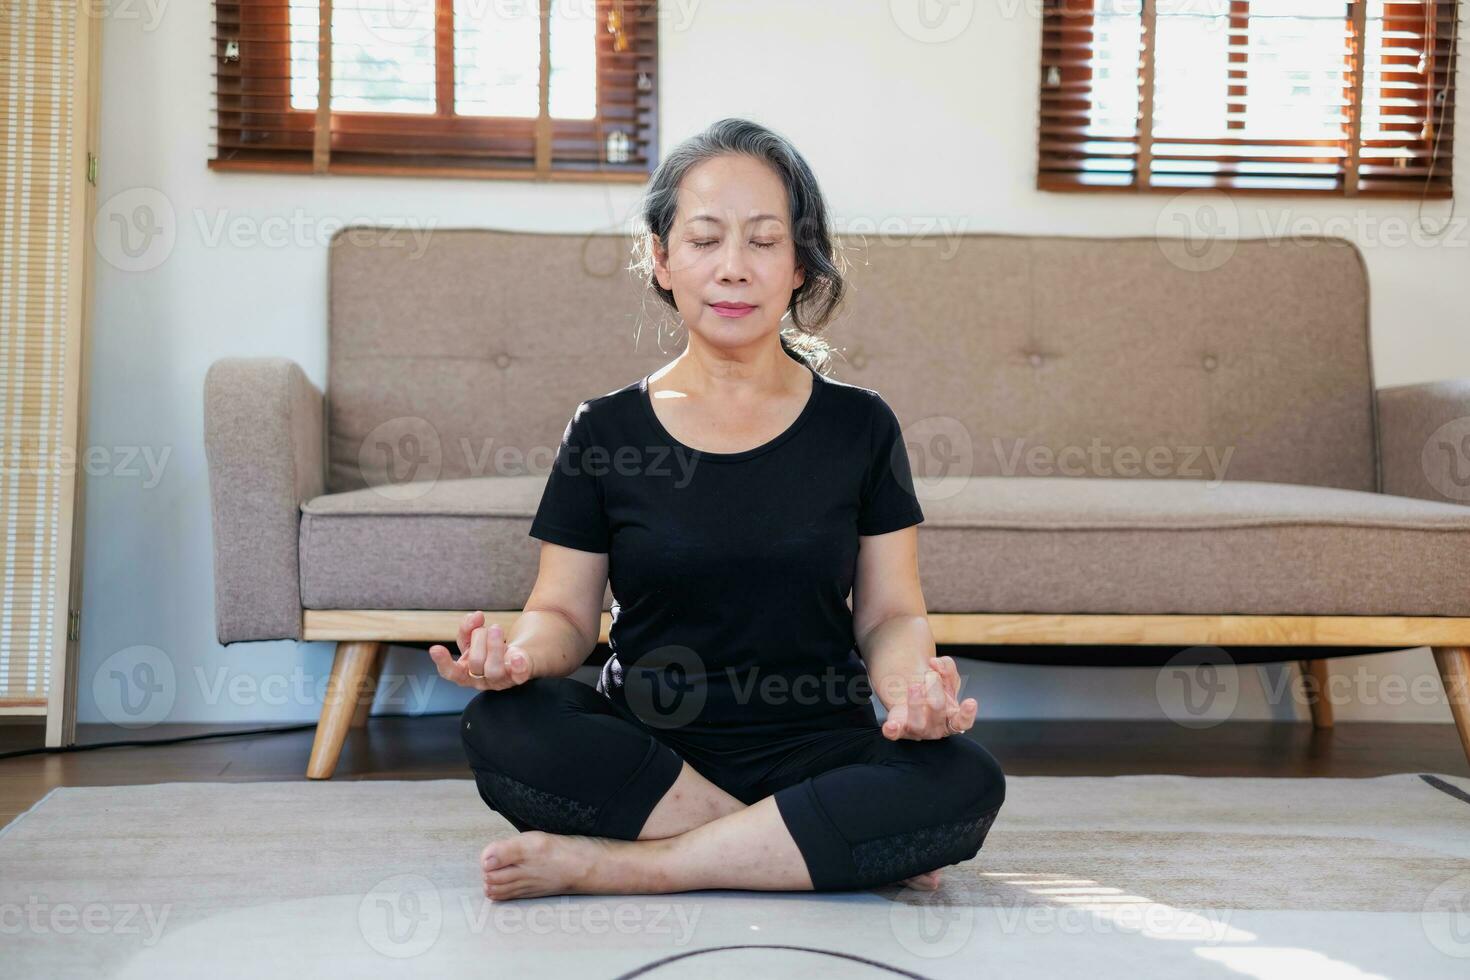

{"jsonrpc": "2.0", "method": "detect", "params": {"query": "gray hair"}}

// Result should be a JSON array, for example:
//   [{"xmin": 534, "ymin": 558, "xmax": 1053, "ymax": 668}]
[{"xmin": 630, "ymin": 118, "xmax": 846, "ymax": 371}]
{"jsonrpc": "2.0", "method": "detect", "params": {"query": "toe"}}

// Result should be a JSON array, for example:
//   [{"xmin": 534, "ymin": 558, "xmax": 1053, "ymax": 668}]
[
  {"xmin": 487, "ymin": 881, "xmax": 524, "ymax": 902},
  {"xmin": 901, "ymin": 870, "xmax": 941, "ymax": 890},
  {"xmin": 484, "ymin": 834, "xmax": 529, "ymax": 870},
  {"xmin": 484, "ymin": 866, "xmax": 522, "ymax": 886}
]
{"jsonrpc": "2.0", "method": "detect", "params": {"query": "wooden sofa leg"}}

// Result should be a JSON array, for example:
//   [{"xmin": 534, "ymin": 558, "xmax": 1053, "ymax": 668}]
[
  {"xmin": 1298, "ymin": 659, "xmax": 1334, "ymax": 729},
  {"xmin": 307, "ymin": 641, "xmax": 384, "ymax": 780},
  {"xmin": 350, "ymin": 646, "xmax": 386, "ymax": 729},
  {"xmin": 1432, "ymin": 646, "xmax": 1470, "ymax": 767}
]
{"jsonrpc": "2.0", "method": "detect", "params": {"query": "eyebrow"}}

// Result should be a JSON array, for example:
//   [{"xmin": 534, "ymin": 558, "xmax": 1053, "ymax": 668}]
[{"xmin": 687, "ymin": 212, "xmax": 785, "ymax": 226}]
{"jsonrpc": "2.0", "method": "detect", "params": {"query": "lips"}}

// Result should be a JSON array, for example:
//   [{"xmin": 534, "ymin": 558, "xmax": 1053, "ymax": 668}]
[{"xmin": 710, "ymin": 301, "xmax": 758, "ymax": 319}]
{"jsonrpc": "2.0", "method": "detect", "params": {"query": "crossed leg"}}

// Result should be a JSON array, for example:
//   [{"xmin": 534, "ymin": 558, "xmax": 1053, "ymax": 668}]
[
  {"xmin": 461, "ymin": 678, "xmax": 1000, "ymax": 900},
  {"xmin": 636, "ymin": 752, "xmax": 943, "ymax": 891}
]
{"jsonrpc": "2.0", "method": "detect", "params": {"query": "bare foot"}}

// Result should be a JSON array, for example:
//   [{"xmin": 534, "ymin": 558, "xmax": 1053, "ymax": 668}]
[
  {"xmin": 897, "ymin": 869, "xmax": 943, "ymax": 890},
  {"xmin": 481, "ymin": 831, "xmax": 638, "ymax": 901}
]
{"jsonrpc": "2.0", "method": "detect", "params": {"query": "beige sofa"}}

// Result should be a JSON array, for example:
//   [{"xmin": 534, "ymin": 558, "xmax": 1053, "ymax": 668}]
[{"xmin": 204, "ymin": 227, "xmax": 1470, "ymax": 778}]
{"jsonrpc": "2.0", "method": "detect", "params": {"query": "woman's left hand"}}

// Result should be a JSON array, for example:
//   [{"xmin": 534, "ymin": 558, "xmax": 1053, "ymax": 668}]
[{"xmin": 880, "ymin": 655, "xmax": 978, "ymax": 740}]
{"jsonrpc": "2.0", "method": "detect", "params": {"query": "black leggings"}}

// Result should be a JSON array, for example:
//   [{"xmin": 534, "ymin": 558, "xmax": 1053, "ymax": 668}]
[{"xmin": 458, "ymin": 676, "xmax": 1006, "ymax": 892}]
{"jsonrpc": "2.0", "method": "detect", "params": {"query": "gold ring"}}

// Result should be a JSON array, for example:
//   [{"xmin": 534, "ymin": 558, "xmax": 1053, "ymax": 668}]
[{"xmin": 468, "ymin": 670, "xmax": 485, "ymax": 679}]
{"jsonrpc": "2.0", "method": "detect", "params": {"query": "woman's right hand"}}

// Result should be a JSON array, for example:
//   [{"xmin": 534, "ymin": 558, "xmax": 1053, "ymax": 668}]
[{"xmin": 429, "ymin": 610, "xmax": 534, "ymax": 691}]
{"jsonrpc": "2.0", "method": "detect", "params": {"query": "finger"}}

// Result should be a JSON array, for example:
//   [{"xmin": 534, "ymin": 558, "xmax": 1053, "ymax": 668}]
[
  {"xmin": 930, "ymin": 656, "xmax": 961, "ymax": 700},
  {"xmin": 428, "ymin": 643, "xmax": 454, "ymax": 679},
  {"xmin": 457, "ymin": 610, "xmax": 485, "ymax": 657},
  {"xmin": 944, "ymin": 697, "xmax": 973, "ymax": 734},
  {"xmin": 927, "ymin": 671, "xmax": 950, "ymax": 737},
  {"xmin": 929, "ymin": 658, "xmax": 964, "ymax": 719},
  {"xmin": 482, "ymin": 622, "xmax": 510, "ymax": 685},
  {"xmin": 437, "ymin": 641, "xmax": 480, "ymax": 689},
  {"xmin": 505, "ymin": 644, "xmax": 531, "ymax": 685},
  {"xmin": 924, "ymin": 669, "xmax": 946, "ymax": 713},
  {"xmin": 882, "ymin": 702, "xmax": 907, "ymax": 739},
  {"xmin": 907, "ymin": 681, "xmax": 928, "ymax": 737},
  {"xmin": 467, "ymin": 626, "xmax": 489, "ymax": 679},
  {"xmin": 924, "ymin": 673, "xmax": 951, "ymax": 738}
]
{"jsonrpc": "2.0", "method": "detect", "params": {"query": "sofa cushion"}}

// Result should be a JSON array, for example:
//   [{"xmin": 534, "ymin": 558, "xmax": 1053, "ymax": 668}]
[
  {"xmin": 299, "ymin": 475, "xmax": 1470, "ymax": 616},
  {"xmin": 916, "ymin": 477, "xmax": 1470, "ymax": 616},
  {"xmin": 327, "ymin": 230, "xmax": 1375, "ymax": 496},
  {"xmin": 298, "ymin": 476, "xmax": 582, "ymax": 612}
]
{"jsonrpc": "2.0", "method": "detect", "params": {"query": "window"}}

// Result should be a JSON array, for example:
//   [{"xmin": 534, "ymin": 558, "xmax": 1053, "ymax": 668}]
[
  {"xmin": 211, "ymin": 0, "xmax": 658, "ymax": 181},
  {"xmin": 1038, "ymin": 0, "xmax": 1459, "ymax": 195}
]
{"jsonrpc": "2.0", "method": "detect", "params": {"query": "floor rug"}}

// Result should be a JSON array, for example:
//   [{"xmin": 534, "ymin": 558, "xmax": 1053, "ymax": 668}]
[{"xmin": 2, "ymin": 774, "xmax": 1468, "ymax": 979}]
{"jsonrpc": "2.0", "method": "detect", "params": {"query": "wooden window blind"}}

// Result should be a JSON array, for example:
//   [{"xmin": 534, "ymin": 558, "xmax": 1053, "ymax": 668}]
[
  {"xmin": 1039, "ymin": 0, "xmax": 1459, "ymax": 196},
  {"xmin": 211, "ymin": 0, "xmax": 659, "ymax": 181},
  {"xmin": 2, "ymin": 0, "xmax": 98, "ymax": 738}
]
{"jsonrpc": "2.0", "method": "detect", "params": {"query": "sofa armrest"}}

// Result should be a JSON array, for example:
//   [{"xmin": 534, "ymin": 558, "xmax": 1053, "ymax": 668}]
[
  {"xmin": 204, "ymin": 357, "xmax": 326, "ymax": 643},
  {"xmin": 1377, "ymin": 378, "xmax": 1470, "ymax": 505}
]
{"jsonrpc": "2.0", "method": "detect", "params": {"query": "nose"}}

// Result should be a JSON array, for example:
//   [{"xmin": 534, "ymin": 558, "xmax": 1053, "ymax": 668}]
[{"xmin": 717, "ymin": 238, "xmax": 750, "ymax": 284}]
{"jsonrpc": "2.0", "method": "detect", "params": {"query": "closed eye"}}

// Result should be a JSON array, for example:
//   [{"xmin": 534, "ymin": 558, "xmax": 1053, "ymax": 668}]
[{"xmin": 688, "ymin": 240, "xmax": 780, "ymax": 250}]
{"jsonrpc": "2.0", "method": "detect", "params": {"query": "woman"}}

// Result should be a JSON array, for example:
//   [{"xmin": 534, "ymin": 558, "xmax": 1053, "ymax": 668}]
[{"xmin": 429, "ymin": 118, "xmax": 1005, "ymax": 901}]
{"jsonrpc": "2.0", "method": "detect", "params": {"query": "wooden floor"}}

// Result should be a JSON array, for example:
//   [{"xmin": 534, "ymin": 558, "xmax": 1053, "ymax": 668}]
[{"xmin": 2, "ymin": 718, "xmax": 1466, "ymax": 832}]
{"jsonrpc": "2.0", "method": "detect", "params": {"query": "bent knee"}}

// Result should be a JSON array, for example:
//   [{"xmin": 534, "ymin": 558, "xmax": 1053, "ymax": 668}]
[
  {"xmin": 907, "ymin": 736, "xmax": 1005, "ymax": 821},
  {"xmin": 955, "ymin": 738, "xmax": 1006, "ymax": 815},
  {"xmin": 935, "ymin": 740, "xmax": 1004, "ymax": 865},
  {"xmin": 459, "ymin": 679, "xmax": 561, "ymax": 768}
]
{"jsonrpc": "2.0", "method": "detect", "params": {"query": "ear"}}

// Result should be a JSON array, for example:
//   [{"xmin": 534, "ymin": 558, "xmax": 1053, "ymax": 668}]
[
  {"xmin": 793, "ymin": 263, "xmax": 806, "ymax": 290},
  {"xmin": 652, "ymin": 237, "xmax": 672, "ymax": 292}
]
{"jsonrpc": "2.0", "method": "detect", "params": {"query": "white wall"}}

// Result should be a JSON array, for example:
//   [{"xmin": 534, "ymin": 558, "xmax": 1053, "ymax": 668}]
[{"xmin": 80, "ymin": 0, "xmax": 1468, "ymax": 728}]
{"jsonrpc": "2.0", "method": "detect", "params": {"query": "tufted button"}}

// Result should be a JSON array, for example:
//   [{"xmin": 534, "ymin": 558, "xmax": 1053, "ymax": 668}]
[
  {"xmin": 1028, "ymin": 352, "xmax": 1044, "ymax": 367},
  {"xmin": 851, "ymin": 352, "xmax": 867, "ymax": 370},
  {"xmin": 1202, "ymin": 354, "xmax": 1217, "ymax": 371},
  {"xmin": 493, "ymin": 352, "xmax": 512, "ymax": 369}
]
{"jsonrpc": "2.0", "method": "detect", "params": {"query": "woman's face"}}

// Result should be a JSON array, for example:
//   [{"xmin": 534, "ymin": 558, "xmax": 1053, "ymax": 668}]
[{"xmin": 653, "ymin": 153, "xmax": 806, "ymax": 355}]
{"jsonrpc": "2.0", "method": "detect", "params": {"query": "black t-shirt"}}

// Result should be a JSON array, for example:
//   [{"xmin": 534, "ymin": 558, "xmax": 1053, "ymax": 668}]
[{"xmin": 527, "ymin": 354, "xmax": 925, "ymax": 737}]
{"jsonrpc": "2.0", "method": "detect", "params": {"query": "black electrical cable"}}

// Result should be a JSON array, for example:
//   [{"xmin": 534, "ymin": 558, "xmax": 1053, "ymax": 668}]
[
  {"xmin": 0, "ymin": 710, "xmax": 463, "ymax": 762},
  {"xmin": 609, "ymin": 944, "xmax": 936, "ymax": 980}
]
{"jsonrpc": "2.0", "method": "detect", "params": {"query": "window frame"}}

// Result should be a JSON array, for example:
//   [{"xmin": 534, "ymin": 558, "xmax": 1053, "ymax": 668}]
[
  {"xmin": 210, "ymin": 0, "xmax": 658, "ymax": 183},
  {"xmin": 1036, "ymin": 0, "xmax": 1458, "ymax": 198}
]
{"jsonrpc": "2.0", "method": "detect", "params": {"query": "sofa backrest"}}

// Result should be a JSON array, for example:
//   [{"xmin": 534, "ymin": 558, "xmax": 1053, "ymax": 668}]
[{"xmin": 327, "ymin": 228, "xmax": 1377, "ymax": 495}]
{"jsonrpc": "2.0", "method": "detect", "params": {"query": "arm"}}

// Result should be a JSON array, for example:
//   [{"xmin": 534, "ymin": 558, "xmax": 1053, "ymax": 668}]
[
  {"xmin": 1377, "ymin": 379, "xmax": 1470, "ymax": 505},
  {"xmin": 510, "ymin": 541, "xmax": 609, "ymax": 679},
  {"xmin": 853, "ymin": 525, "xmax": 977, "ymax": 738},
  {"xmin": 204, "ymin": 357, "xmax": 325, "ymax": 643},
  {"xmin": 430, "ymin": 541, "xmax": 607, "ymax": 688},
  {"xmin": 853, "ymin": 525, "xmax": 933, "ymax": 708},
  {"xmin": 431, "ymin": 400, "xmax": 615, "ymax": 688}
]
